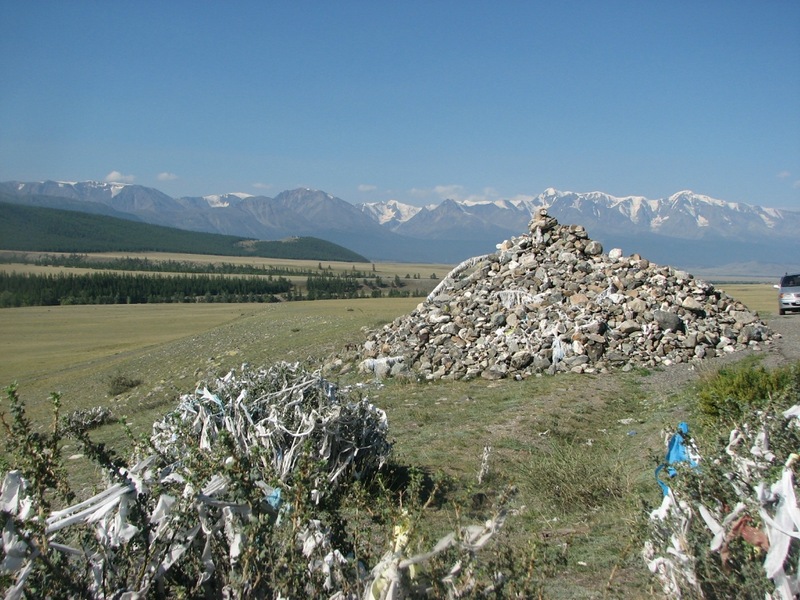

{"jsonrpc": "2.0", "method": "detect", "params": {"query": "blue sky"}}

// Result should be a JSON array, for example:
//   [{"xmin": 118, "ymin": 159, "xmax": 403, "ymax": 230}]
[{"xmin": 1, "ymin": 1, "xmax": 798, "ymax": 209}]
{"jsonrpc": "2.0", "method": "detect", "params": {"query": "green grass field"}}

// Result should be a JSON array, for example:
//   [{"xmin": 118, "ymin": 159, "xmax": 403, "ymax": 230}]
[{"xmin": 0, "ymin": 277, "xmax": 782, "ymax": 598}]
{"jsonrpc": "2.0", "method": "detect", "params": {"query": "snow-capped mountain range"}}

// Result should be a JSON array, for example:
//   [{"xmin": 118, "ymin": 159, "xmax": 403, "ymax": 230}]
[
  {"xmin": 1, "ymin": 179, "xmax": 798, "ymax": 273},
  {"xmin": 365, "ymin": 186, "xmax": 792, "ymax": 240}
]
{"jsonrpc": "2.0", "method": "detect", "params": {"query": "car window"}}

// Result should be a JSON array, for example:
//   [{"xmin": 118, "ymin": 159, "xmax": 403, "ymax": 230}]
[{"xmin": 783, "ymin": 276, "xmax": 800, "ymax": 287}]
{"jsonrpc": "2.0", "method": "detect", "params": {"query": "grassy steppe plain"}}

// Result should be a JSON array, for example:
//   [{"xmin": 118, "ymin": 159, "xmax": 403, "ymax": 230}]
[
  {"xmin": 0, "ymin": 263, "xmax": 781, "ymax": 598},
  {"xmin": 0, "ymin": 251, "xmax": 454, "ymax": 297}
]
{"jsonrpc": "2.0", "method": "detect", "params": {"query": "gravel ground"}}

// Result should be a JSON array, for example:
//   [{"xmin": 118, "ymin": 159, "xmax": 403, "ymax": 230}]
[{"xmin": 762, "ymin": 314, "xmax": 800, "ymax": 365}]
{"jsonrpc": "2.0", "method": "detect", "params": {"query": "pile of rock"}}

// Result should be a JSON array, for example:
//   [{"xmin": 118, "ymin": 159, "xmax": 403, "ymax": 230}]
[{"xmin": 359, "ymin": 209, "xmax": 773, "ymax": 380}]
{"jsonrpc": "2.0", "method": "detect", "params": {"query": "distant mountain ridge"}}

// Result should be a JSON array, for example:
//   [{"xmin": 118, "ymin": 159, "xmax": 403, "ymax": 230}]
[{"xmin": 2, "ymin": 180, "xmax": 798, "ymax": 273}]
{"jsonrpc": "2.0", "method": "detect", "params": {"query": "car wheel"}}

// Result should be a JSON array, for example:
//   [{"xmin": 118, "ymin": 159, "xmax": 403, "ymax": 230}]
[{"xmin": 779, "ymin": 307, "xmax": 786, "ymax": 315}]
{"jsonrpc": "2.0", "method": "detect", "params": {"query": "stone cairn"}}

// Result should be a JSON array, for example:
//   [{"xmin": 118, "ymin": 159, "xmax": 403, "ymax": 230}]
[{"xmin": 358, "ymin": 209, "xmax": 774, "ymax": 380}]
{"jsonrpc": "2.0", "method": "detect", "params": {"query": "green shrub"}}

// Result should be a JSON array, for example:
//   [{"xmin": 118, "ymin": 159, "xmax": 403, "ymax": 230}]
[{"xmin": 695, "ymin": 360, "xmax": 799, "ymax": 425}]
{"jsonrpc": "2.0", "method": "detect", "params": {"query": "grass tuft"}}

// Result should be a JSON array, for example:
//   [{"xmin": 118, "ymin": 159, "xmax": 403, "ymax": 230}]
[
  {"xmin": 518, "ymin": 436, "xmax": 634, "ymax": 516},
  {"xmin": 107, "ymin": 373, "xmax": 142, "ymax": 396}
]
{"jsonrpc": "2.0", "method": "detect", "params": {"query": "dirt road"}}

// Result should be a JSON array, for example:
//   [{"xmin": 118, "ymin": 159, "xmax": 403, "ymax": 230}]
[{"xmin": 763, "ymin": 313, "xmax": 800, "ymax": 365}]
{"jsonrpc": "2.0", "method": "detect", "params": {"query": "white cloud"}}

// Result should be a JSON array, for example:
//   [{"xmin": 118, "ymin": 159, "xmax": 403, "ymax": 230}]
[
  {"xmin": 793, "ymin": 180, "xmax": 800, "ymax": 189},
  {"xmin": 105, "ymin": 170, "xmax": 135, "ymax": 183},
  {"xmin": 433, "ymin": 185, "xmax": 506, "ymax": 203},
  {"xmin": 778, "ymin": 170, "xmax": 791, "ymax": 179},
  {"xmin": 157, "ymin": 172, "xmax": 178, "ymax": 181},
  {"xmin": 252, "ymin": 182, "xmax": 272, "ymax": 190},
  {"xmin": 409, "ymin": 185, "xmax": 525, "ymax": 205},
  {"xmin": 433, "ymin": 184, "xmax": 465, "ymax": 200},
  {"xmin": 358, "ymin": 184, "xmax": 377, "ymax": 192},
  {"xmin": 410, "ymin": 187, "xmax": 432, "ymax": 198}
]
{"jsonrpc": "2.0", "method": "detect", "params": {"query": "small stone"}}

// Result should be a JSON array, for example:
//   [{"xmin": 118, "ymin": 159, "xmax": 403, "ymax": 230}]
[
  {"xmin": 681, "ymin": 296, "xmax": 704, "ymax": 312},
  {"xmin": 511, "ymin": 351, "xmax": 533, "ymax": 369},
  {"xmin": 584, "ymin": 240, "xmax": 604, "ymax": 255},
  {"xmin": 481, "ymin": 368, "xmax": 505, "ymax": 380},
  {"xmin": 627, "ymin": 298, "xmax": 648, "ymax": 314},
  {"xmin": 654, "ymin": 310, "xmax": 685, "ymax": 333},
  {"xmin": 731, "ymin": 310, "xmax": 758, "ymax": 325},
  {"xmin": 618, "ymin": 320, "xmax": 641, "ymax": 335},
  {"xmin": 570, "ymin": 293, "xmax": 590, "ymax": 306},
  {"xmin": 491, "ymin": 313, "xmax": 506, "ymax": 327}
]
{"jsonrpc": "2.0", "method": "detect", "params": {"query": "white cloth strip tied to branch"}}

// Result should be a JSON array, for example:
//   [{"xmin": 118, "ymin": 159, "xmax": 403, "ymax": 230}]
[
  {"xmin": 495, "ymin": 289, "xmax": 537, "ymax": 310},
  {"xmin": 1, "ymin": 361, "xmax": 393, "ymax": 599},
  {"xmin": 0, "ymin": 471, "xmax": 32, "ymax": 521},
  {"xmin": 645, "ymin": 489, "xmax": 701, "ymax": 599},
  {"xmin": 477, "ymin": 445, "xmax": 491, "ymax": 485},
  {"xmin": 645, "ymin": 403, "xmax": 800, "ymax": 599},
  {"xmin": 704, "ymin": 409, "xmax": 800, "ymax": 599},
  {"xmin": 427, "ymin": 254, "xmax": 489, "ymax": 302},
  {"xmin": 363, "ymin": 507, "xmax": 513, "ymax": 600},
  {"xmin": 151, "ymin": 361, "xmax": 391, "ymax": 488},
  {"xmin": 757, "ymin": 453, "xmax": 800, "ymax": 599}
]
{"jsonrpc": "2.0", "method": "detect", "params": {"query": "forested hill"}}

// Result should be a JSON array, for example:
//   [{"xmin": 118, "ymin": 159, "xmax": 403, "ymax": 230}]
[{"xmin": 0, "ymin": 200, "xmax": 369, "ymax": 262}]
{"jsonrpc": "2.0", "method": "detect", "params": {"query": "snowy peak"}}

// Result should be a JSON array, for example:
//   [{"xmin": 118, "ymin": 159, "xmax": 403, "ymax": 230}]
[
  {"xmin": 666, "ymin": 190, "xmax": 741, "ymax": 211},
  {"xmin": 201, "ymin": 192, "xmax": 253, "ymax": 208},
  {"xmin": 537, "ymin": 187, "xmax": 566, "ymax": 204},
  {"xmin": 391, "ymin": 196, "xmax": 524, "ymax": 240},
  {"xmin": 9, "ymin": 179, "xmax": 176, "ymax": 211},
  {"xmin": 461, "ymin": 197, "xmax": 516, "ymax": 210},
  {"xmin": 438, "ymin": 198, "xmax": 468, "ymax": 212},
  {"xmin": 359, "ymin": 199, "xmax": 421, "ymax": 226},
  {"xmin": 14, "ymin": 179, "xmax": 132, "ymax": 199},
  {"xmin": 531, "ymin": 188, "xmax": 797, "ymax": 239},
  {"xmin": 354, "ymin": 187, "xmax": 799, "ymax": 244}
]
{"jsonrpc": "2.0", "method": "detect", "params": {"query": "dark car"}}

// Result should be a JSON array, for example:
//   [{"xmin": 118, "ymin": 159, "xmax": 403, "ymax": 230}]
[{"xmin": 776, "ymin": 273, "xmax": 800, "ymax": 315}]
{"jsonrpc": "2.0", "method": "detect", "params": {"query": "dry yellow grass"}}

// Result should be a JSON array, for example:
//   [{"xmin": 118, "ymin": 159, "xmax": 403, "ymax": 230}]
[
  {"xmin": 716, "ymin": 283, "xmax": 777, "ymax": 316},
  {"xmin": 0, "ymin": 250, "xmax": 452, "ymax": 279},
  {"xmin": 0, "ymin": 298, "xmax": 421, "ymax": 425},
  {"xmin": 0, "ymin": 251, "xmax": 452, "ymax": 297},
  {"xmin": 0, "ymin": 263, "xmax": 103, "ymax": 276},
  {"xmin": 0, "ymin": 304, "xmax": 248, "ymax": 386}
]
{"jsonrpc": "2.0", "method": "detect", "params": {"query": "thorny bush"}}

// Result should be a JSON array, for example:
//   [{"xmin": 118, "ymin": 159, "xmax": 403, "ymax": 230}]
[
  {"xmin": 1, "ymin": 364, "xmax": 538, "ymax": 599},
  {"xmin": 644, "ymin": 361, "xmax": 800, "ymax": 599}
]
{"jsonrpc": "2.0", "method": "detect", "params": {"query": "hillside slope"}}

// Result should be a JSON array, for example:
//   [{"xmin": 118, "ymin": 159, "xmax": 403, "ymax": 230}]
[{"xmin": 0, "ymin": 201, "xmax": 368, "ymax": 262}]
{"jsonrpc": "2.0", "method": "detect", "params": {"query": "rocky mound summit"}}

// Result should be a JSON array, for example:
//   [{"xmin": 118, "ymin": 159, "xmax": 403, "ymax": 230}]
[{"xmin": 359, "ymin": 209, "xmax": 774, "ymax": 380}]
